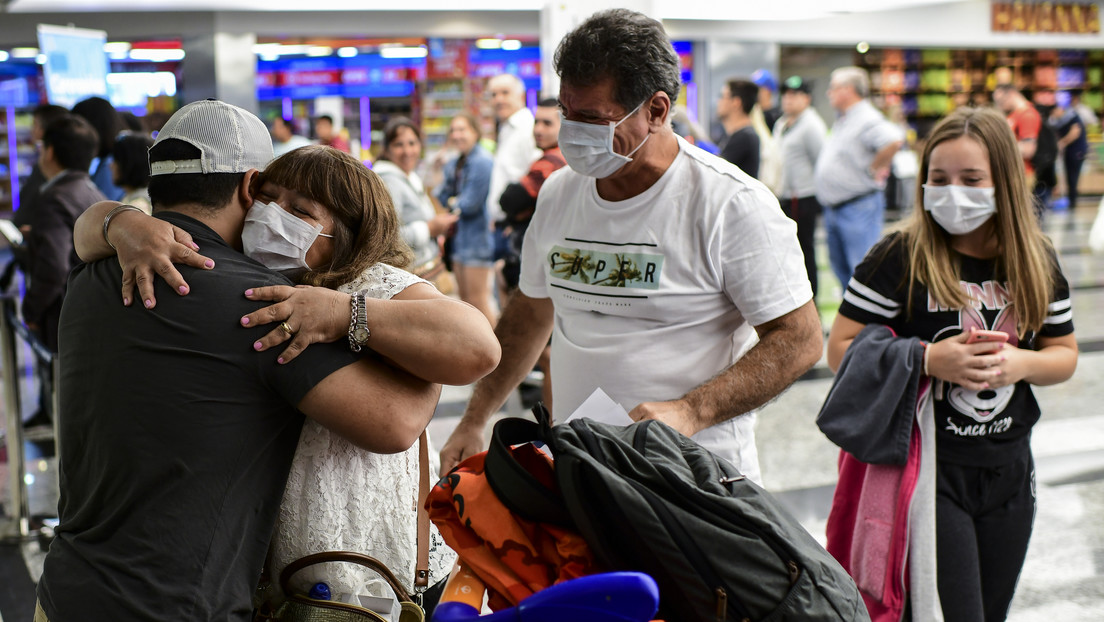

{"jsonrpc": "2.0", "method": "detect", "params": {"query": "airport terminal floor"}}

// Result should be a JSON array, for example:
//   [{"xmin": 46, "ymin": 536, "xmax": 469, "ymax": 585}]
[{"xmin": 0, "ymin": 201, "xmax": 1102, "ymax": 620}]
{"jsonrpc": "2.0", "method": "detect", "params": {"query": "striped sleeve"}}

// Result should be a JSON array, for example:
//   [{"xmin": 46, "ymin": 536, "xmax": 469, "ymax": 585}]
[
  {"xmin": 837, "ymin": 234, "xmax": 908, "ymax": 327},
  {"xmin": 1040, "ymin": 262, "xmax": 1074, "ymax": 337}
]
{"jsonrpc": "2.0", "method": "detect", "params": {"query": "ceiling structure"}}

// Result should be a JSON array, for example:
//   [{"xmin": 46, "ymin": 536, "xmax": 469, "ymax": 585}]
[{"xmin": 2, "ymin": 0, "xmax": 963, "ymax": 20}]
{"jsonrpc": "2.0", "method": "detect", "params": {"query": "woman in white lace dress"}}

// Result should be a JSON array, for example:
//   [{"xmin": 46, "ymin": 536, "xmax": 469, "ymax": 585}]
[
  {"xmin": 239, "ymin": 146, "xmax": 499, "ymax": 608},
  {"xmin": 81, "ymin": 145, "xmax": 500, "ymax": 612}
]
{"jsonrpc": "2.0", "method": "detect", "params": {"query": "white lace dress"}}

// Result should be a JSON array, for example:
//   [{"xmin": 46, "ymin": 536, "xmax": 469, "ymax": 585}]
[{"xmin": 269, "ymin": 263, "xmax": 456, "ymax": 605}]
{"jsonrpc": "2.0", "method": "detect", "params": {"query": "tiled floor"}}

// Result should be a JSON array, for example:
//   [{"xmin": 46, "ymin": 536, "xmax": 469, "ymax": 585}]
[{"xmin": 3, "ymin": 202, "xmax": 1104, "ymax": 620}]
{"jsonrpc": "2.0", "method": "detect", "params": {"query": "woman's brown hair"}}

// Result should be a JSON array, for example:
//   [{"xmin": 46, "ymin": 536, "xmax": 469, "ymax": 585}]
[
  {"xmin": 254, "ymin": 145, "xmax": 413, "ymax": 288},
  {"xmin": 899, "ymin": 106, "xmax": 1055, "ymax": 337}
]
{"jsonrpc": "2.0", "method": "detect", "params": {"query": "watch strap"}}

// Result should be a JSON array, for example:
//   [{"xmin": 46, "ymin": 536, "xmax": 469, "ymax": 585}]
[{"xmin": 348, "ymin": 291, "xmax": 370, "ymax": 352}]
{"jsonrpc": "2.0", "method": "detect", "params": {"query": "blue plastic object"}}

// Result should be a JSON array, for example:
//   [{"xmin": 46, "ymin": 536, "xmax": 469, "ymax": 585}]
[
  {"xmin": 432, "ymin": 572, "xmax": 659, "ymax": 622},
  {"xmin": 309, "ymin": 582, "xmax": 332, "ymax": 600}
]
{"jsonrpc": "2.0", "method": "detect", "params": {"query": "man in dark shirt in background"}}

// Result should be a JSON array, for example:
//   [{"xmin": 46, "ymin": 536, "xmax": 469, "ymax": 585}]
[
  {"xmin": 12, "ymin": 104, "xmax": 70, "ymax": 234},
  {"xmin": 716, "ymin": 78, "xmax": 761, "ymax": 178},
  {"xmin": 23, "ymin": 114, "xmax": 105, "ymax": 352}
]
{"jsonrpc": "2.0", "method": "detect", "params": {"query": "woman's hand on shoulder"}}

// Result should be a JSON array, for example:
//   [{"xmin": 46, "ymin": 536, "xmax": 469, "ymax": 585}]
[
  {"xmin": 926, "ymin": 332, "xmax": 1006, "ymax": 390},
  {"xmin": 114, "ymin": 212, "xmax": 214, "ymax": 309},
  {"xmin": 241, "ymin": 285, "xmax": 351, "ymax": 363}
]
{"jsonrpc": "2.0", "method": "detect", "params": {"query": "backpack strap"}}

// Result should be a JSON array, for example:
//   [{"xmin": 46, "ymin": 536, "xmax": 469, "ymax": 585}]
[{"xmin": 485, "ymin": 409, "xmax": 574, "ymax": 527}]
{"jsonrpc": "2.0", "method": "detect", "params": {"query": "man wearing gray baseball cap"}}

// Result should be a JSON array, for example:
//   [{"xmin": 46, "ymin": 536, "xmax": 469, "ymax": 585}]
[{"xmin": 35, "ymin": 100, "xmax": 441, "ymax": 622}]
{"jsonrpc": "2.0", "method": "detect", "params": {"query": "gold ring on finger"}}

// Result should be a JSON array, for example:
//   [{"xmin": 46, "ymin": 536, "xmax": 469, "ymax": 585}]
[{"xmin": 279, "ymin": 321, "xmax": 295, "ymax": 337}]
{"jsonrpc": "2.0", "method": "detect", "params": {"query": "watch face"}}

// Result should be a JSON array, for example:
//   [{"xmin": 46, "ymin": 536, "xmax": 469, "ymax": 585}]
[{"xmin": 353, "ymin": 327, "xmax": 371, "ymax": 343}]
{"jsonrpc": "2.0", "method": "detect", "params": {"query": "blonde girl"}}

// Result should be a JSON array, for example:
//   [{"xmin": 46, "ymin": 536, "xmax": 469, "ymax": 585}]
[{"xmin": 827, "ymin": 106, "xmax": 1077, "ymax": 621}]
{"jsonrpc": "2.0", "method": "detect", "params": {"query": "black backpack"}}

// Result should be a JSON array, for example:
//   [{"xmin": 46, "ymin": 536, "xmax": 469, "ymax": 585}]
[{"xmin": 485, "ymin": 406, "xmax": 869, "ymax": 622}]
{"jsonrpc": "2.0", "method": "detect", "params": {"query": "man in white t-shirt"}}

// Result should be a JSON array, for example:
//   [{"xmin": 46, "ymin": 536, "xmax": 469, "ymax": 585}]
[{"xmin": 439, "ymin": 9, "xmax": 821, "ymax": 485}]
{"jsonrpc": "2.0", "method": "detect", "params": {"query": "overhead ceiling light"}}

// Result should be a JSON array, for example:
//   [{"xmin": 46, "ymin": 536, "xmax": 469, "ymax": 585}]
[
  {"xmin": 501, "ymin": 39, "xmax": 522, "ymax": 51},
  {"xmin": 380, "ymin": 46, "xmax": 427, "ymax": 59},
  {"xmin": 337, "ymin": 47, "xmax": 358, "ymax": 58},
  {"xmin": 129, "ymin": 48, "xmax": 186, "ymax": 62},
  {"xmin": 306, "ymin": 46, "xmax": 333, "ymax": 57},
  {"xmin": 253, "ymin": 43, "xmax": 282, "ymax": 56},
  {"xmin": 11, "ymin": 47, "xmax": 39, "ymax": 58},
  {"xmin": 263, "ymin": 44, "xmax": 311, "ymax": 57},
  {"xmin": 103, "ymin": 41, "xmax": 131, "ymax": 55},
  {"xmin": 0, "ymin": 51, "xmax": 9, "ymax": 62},
  {"xmin": 475, "ymin": 38, "xmax": 502, "ymax": 49},
  {"xmin": 36, "ymin": 54, "xmax": 47, "ymax": 65}
]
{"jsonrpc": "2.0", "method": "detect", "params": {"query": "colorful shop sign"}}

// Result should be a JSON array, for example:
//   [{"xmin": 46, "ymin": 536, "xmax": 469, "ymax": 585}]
[{"xmin": 991, "ymin": 1, "xmax": 1101, "ymax": 34}]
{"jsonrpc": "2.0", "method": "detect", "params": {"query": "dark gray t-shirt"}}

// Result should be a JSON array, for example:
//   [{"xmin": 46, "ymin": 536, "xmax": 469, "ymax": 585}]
[
  {"xmin": 38, "ymin": 212, "xmax": 359, "ymax": 621},
  {"xmin": 719, "ymin": 126, "xmax": 761, "ymax": 179}
]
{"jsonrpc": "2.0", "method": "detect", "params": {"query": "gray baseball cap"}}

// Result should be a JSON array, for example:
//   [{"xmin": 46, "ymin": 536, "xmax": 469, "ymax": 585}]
[{"xmin": 150, "ymin": 99, "xmax": 273, "ymax": 176}]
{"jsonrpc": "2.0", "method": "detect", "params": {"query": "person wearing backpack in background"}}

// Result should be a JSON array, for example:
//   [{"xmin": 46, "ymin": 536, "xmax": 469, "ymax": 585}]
[
  {"xmin": 1048, "ymin": 99, "xmax": 1088, "ymax": 211},
  {"xmin": 993, "ymin": 83, "xmax": 1056, "ymax": 216}
]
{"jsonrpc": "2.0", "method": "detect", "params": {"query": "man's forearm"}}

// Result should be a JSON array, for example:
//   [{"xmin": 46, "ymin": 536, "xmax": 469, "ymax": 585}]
[
  {"xmin": 870, "ymin": 141, "xmax": 902, "ymax": 173},
  {"xmin": 683, "ymin": 300, "xmax": 822, "ymax": 427},
  {"xmin": 459, "ymin": 292, "xmax": 553, "ymax": 428},
  {"xmin": 74, "ymin": 200, "xmax": 125, "ymax": 261}
]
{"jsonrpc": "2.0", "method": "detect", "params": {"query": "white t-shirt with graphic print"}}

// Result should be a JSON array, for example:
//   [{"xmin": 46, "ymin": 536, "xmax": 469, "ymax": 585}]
[{"xmin": 520, "ymin": 135, "xmax": 812, "ymax": 483}]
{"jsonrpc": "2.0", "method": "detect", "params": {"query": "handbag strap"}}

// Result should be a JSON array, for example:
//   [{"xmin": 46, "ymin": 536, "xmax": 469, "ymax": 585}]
[
  {"xmin": 415, "ymin": 431, "xmax": 431, "ymax": 590},
  {"xmin": 279, "ymin": 551, "xmax": 413, "ymax": 603}
]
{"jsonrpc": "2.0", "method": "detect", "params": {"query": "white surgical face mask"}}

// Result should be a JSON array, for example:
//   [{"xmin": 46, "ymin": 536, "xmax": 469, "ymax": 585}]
[
  {"xmin": 242, "ymin": 200, "xmax": 333, "ymax": 271},
  {"xmin": 558, "ymin": 101, "xmax": 651, "ymax": 178},
  {"xmin": 922, "ymin": 184, "xmax": 997, "ymax": 235}
]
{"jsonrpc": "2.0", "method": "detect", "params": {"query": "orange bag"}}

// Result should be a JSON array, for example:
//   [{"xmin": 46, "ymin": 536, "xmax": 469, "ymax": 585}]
[{"xmin": 425, "ymin": 445, "xmax": 597, "ymax": 611}]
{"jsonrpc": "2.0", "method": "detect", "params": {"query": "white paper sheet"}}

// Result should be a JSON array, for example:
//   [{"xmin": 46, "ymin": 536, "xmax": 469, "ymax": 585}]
[{"xmin": 562, "ymin": 388, "xmax": 634, "ymax": 427}]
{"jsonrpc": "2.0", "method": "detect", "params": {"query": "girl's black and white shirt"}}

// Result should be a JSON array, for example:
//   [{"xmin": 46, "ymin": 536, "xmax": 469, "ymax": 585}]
[{"xmin": 838, "ymin": 232, "xmax": 1074, "ymax": 467}]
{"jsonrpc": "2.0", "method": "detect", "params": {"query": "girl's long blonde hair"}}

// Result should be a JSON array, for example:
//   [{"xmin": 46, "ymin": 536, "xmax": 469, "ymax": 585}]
[{"xmin": 899, "ymin": 106, "xmax": 1055, "ymax": 338}]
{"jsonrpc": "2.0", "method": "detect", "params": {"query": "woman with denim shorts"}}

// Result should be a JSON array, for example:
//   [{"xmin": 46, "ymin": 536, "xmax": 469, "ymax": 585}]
[{"xmin": 437, "ymin": 113, "xmax": 497, "ymax": 325}]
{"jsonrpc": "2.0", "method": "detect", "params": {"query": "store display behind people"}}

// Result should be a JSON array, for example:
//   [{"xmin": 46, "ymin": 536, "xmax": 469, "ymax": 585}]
[{"xmin": 826, "ymin": 106, "xmax": 1078, "ymax": 621}]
